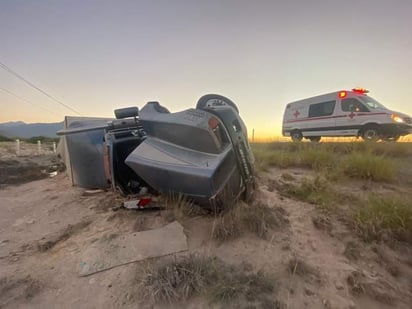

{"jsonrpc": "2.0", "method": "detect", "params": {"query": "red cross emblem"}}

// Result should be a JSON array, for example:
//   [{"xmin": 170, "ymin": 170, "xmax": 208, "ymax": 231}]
[
  {"xmin": 293, "ymin": 110, "xmax": 300, "ymax": 118},
  {"xmin": 348, "ymin": 111, "xmax": 356, "ymax": 119}
]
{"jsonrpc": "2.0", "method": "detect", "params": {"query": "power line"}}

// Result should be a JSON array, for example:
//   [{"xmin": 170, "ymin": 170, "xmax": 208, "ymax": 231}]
[
  {"xmin": 0, "ymin": 61, "xmax": 81, "ymax": 115},
  {"xmin": 0, "ymin": 86, "xmax": 63, "ymax": 117}
]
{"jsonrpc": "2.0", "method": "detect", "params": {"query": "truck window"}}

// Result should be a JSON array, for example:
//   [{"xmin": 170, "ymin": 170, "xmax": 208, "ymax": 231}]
[
  {"xmin": 341, "ymin": 98, "xmax": 369, "ymax": 112},
  {"xmin": 308, "ymin": 101, "xmax": 336, "ymax": 118}
]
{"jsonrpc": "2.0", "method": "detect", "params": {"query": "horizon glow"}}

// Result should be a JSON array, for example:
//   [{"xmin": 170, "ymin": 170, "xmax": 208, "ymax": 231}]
[{"xmin": 1, "ymin": 0, "xmax": 411, "ymax": 139}]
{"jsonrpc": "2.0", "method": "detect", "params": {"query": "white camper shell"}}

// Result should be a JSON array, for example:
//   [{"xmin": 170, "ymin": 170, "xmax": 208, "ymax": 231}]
[{"xmin": 282, "ymin": 88, "xmax": 412, "ymax": 142}]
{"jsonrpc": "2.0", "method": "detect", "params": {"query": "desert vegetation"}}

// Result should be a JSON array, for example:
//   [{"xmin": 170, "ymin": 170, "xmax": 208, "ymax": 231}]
[
  {"xmin": 0, "ymin": 134, "xmax": 13, "ymax": 142},
  {"xmin": 253, "ymin": 141, "xmax": 412, "ymax": 244},
  {"xmin": 130, "ymin": 141, "xmax": 412, "ymax": 307},
  {"xmin": 253, "ymin": 141, "xmax": 410, "ymax": 180},
  {"xmin": 211, "ymin": 201, "xmax": 289, "ymax": 241},
  {"xmin": 135, "ymin": 255, "xmax": 277, "ymax": 306},
  {"xmin": 1, "ymin": 140, "xmax": 412, "ymax": 308},
  {"xmin": 23, "ymin": 136, "xmax": 60, "ymax": 144}
]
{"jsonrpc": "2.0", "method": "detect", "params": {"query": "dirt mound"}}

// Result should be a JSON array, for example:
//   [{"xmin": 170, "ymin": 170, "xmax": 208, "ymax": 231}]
[{"xmin": 0, "ymin": 155, "xmax": 61, "ymax": 187}]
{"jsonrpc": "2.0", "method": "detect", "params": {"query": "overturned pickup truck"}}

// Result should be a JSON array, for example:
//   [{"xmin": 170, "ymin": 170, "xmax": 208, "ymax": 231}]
[{"xmin": 57, "ymin": 94, "xmax": 255, "ymax": 209}]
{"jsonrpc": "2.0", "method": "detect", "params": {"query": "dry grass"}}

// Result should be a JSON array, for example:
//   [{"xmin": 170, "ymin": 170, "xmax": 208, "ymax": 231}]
[
  {"xmin": 342, "ymin": 153, "xmax": 397, "ymax": 182},
  {"xmin": 343, "ymin": 241, "xmax": 361, "ymax": 261},
  {"xmin": 136, "ymin": 255, "xmax": 276, "ymax": 305},
  {"xmin": 281, "ymin": 173, "xmax": 295, "ymax": 181},
  {"xmin": 280, "ymin": 176, "xmax": 336, "ymax": 210},
  {"xmin": 254, "ymin": 141, "xmax": 412, "ymax": 158},
  {"xmin": 253, "ymin": 149, "xmax": 299, "ymax": 172},
  {"xmin": 299, "ymin": 147, "xmax": 335, "ymax": 170},
  {"xmin": 287, "ymin": 257, "xmax": 319, "ymax": 278},
  {"xmin": 256, "ymin": 141, "xmax": 412, "ymax": 244},
  {"xmin": 283, "ymin": 178, "xmax": 412, "ymax": 243},
  {"xmin": 252, "ymin": 142, "xmax": 410, "ymax": 183},
  {"xmin": 136, "ymin": 255, "xmax": 210, "ymax": 303},
  {"xmin": 353, "ymin": 195, "xmax": 412, "ymax": 243},
  {"xmin": 208, "ymin": 269, "xmax": 275, "ymax": 303},
  {"xmin": 252, "ymin": 143, "xmax": 335, "ymax": 171},
  {"xmin": 211, "ymin": 201, "xmax": 288, "ymax": 241},
  {"xmin": 312, "ymin": 214, "xmax": 333, "ymax": 232},
  {"xmin": 211, "ymin": 204, "xmax": 243, "ymax": 241},
  {"xmin": 346, "ymin": 270, "xmax": 396, "ymax": 305},
  {"xmin": 160, "ymin": 193, "xmax": 206, "ymax": 222},
  {"xmin": 283, "ymin": 177, "xmax": 412, "ymax": 244}
]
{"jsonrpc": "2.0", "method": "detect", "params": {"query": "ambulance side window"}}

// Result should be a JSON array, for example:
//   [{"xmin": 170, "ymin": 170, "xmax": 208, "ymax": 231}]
[
  {"xmin": 308, "ymin": 101, "xmax": 336, "ymax": 118},
  {"xmin": 341, "ymin": 98, "xmax": 369, "ymax": 112}
]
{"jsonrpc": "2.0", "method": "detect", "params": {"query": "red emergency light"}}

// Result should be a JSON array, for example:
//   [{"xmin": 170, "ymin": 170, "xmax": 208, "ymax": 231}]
[{"xmin": 352, "ymin": 87, "xmax": 369, "ymax": 94}]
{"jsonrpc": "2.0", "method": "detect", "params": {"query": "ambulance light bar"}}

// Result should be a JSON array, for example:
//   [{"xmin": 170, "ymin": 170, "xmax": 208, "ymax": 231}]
[{"xmin": 352, "ymin": 87, "xmax": 369, "ymax": 94}]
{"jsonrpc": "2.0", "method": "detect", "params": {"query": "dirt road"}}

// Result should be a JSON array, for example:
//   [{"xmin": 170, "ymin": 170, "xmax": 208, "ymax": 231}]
[{"xmin": 0, "ymin": 152, "xmax": 411, "ymax": 308}]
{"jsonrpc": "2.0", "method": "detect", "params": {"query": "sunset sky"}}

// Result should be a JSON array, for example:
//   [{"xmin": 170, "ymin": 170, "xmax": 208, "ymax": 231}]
[{"xmin": 1, "ymin": 0, "xmax": 411, "ymax": 139}]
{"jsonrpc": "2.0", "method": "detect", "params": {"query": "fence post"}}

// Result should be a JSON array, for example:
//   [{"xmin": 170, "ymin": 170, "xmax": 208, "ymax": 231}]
[
  {"xmin": 37, "ymin": 140, "xmax": 41, "ymax": 154},
  {"xmin": 16, "ymin": 139, "xmax": 20, "ymax": 156}
]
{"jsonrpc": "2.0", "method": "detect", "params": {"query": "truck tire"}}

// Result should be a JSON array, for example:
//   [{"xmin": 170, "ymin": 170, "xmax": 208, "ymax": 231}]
[
  {"xmin": 291, "ymin": 130, "xmax": 303, "ymax": 142},
  {"xmin": 196, "ymin": 94, "xmax": 239, "ymax": 113},
  {"xmin": 361, "ymin": 124, "xmax": 380, "ymax": 142}
]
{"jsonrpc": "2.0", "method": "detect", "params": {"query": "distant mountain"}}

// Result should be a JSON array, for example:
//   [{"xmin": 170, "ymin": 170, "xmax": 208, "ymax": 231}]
[
  {"xmin": 0, "ymin": 121, "xmax": 26, "ymax": 127},
  {"xmin": 0, "ymin": 121, "xmax": 64, "ymax": 138}
]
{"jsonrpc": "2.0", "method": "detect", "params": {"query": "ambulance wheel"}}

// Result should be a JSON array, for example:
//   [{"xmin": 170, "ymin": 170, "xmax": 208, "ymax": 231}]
[
  {"xmin": 361, "ymin": 125, "xmax": 380, "ymax": 142},
  {"xmin": 291, "ymin": 130, "xmax": 303, "ymax": 142},
  {"xmin": 309, "ymin": 136, "xmax": 321, "ymax": 142},
  {"xmin": 196, "ymin": 94, "xmax": 239, "ymax": 113}
]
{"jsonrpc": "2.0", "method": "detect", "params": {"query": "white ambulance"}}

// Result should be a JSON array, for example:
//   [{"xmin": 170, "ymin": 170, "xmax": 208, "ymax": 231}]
[{"xmin": 282, "ymin": 88, "xmax": 412, "ymax": 142}]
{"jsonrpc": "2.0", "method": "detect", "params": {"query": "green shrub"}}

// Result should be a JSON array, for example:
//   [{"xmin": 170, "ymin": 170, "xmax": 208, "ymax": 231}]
[
  {"xmin": 282, "ymin": 176, "xmax": 334, "ymax": 208},
  {"xmin": 281, "ymin": 173, "xmax": 295, "ymax": 181},
  {"xmin": 253, "ymin": 144, "xmax": 334, "ymax": 170},
  {"xmin": 342, "ymin": 153, "xmax": 396, "ymax": 182},
  {"xmin": 299, "ymin": 148, "xmax": 335, "ymax": 170},
  {"xmin": 252, "ymin": 142, "xmax": 410, "ymax": 183},
  {"xmin": 266, "ymin": 151, "xmax": 299, "ymax": 168},
  {"xmin": 370, "ymin": 143, "xmax": 411, "ymax": 158},
  {"xmin": 354, "ymin": 195, "xmax": 412, "ymax": 242},
  {"xmin": 0, "ymin": 134, "xmax": 12, "ymax": 142},
  {"xmin": 252, "ymin": 144, "xmax": 299, "ymax": 169},
  {"xmin": 325, "ymin": 142, "xmax": 357, "ymax": 155},
  {"xmin": 24, "ymin": 136, "xmax": 60, "ymax": 144}
]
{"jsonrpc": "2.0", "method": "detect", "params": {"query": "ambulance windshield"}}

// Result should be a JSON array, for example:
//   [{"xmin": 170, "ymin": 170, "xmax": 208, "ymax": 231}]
[{"xmin": 358, "ymin": 96, "xmax": 387, "ymax": 110}]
